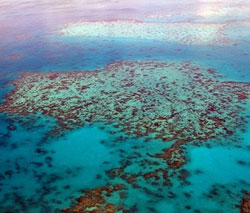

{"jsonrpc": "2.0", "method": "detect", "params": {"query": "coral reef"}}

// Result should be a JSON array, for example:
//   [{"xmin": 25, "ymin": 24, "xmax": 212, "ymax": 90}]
[
  {"xmin": 1, "ymin": 61, "xmax": 249, "ymax": 143},
  {"xmin": 1, "ymin": 60, "xmax": 250, "ymax": 212}
]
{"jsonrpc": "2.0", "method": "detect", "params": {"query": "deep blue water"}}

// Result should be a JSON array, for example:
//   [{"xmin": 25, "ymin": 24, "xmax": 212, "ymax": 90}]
[{"xmin": 1, "ymin": 36, "xmax": 250, "ymax": 82}]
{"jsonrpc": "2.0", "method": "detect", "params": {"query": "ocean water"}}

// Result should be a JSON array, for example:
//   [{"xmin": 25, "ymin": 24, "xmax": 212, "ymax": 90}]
[{"xmin": 0, "ymin": 0, "xmax": 250, "ymax": 212}]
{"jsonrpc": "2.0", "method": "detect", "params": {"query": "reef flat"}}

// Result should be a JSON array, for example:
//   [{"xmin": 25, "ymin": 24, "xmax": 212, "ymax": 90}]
[
  {"xmin": 1, "ymin": 60, "xmax": 250, "ymax": 211},
  {"xmin": 59, "ymin": 20, "xmax": 228, "ymax": 46}
]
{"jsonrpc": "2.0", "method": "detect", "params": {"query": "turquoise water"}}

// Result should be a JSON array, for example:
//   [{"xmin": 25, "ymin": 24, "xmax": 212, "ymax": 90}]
[
  {"xmin": 0, "ymin": 118, "xmax": 121, "ymax": 211},
  {"xmin": 1, "ymin": 0, "xmax": 250, "ymax": 212}
]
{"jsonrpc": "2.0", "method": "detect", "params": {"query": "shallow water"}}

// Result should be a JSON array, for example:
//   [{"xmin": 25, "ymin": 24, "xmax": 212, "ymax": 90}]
[{"xmin": 0, "ymin": 0, "xmax": 250, "ymax": 212}]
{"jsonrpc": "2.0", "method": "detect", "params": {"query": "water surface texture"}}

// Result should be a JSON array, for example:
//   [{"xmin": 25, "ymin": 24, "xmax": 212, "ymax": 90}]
[{"xmin": 0, "ymin": 0, "xmax": 250, "ymax": 212}]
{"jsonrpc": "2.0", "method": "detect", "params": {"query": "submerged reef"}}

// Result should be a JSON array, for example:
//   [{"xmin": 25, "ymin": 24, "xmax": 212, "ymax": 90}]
[
  {"xmin": 63, "ymin": 185, "xmax": 127, "ymax": 212},
  {"xmin": 0, "ymin": 60, "xmax": 250, "ymax": 211},
  {"xmin": 241, "ymin": 192, "xmax": 250, "ymax": 213},
  {"xmin": 59, "ymin": 20, "xmax": 229, "ymax": 46}
]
